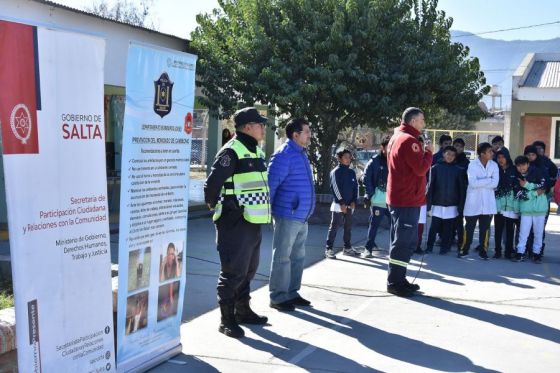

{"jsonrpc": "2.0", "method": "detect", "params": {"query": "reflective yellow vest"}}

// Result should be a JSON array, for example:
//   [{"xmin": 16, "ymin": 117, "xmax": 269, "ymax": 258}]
[{"xmin": 212, "ymin": 139, "xmax": 271, "ymax": 224}]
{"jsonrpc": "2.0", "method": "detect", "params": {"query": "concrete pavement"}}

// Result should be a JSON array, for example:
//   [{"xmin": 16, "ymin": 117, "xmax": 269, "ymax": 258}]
[{"xmin": 147, "ymin": 213, "xmax": 560, "ymax": 372}]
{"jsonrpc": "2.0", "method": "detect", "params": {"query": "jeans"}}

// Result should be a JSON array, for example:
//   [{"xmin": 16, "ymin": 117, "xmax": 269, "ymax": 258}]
[
  {"xmin": 365, "ymin": 206, "xmax": 389, "ymax": 250},
  {"xmin": 269, "ymin": 217, "xmax": 309, "ymax": 304}
]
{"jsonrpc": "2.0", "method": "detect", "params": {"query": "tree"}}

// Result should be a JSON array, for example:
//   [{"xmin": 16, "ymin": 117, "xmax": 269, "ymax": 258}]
[
  {"xmin": 428, "ymin": 108, "xmax": 475, "ymax": 130},
  {"xmin": 87, "ymin": 0, "xmax": 156, "ymax": 29},
  {"xmin": 192, "ymin": 0, "xmax": 488, "ymax": 191}
]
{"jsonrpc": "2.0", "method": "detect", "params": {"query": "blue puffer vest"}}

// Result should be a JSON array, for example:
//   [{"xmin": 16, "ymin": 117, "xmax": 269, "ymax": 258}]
[{"xmin": 267, "ymin": 139, "xmax": 316, "ymax": 222}]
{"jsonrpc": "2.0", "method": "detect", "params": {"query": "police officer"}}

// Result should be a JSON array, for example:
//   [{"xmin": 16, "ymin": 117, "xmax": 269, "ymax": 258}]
[
  {"xmin": 386, "ymin": 107, "xmax": 433, "ymax": 297},
  {"xmin": 204, "ymin": 107, "xmax": 271, "ymax": 338}
]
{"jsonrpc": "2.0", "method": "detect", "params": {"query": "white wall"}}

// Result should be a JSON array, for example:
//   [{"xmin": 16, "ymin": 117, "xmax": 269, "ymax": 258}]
[{"xmin": 0, "ymin": 0, "xmax": 188, "ymax": 87}]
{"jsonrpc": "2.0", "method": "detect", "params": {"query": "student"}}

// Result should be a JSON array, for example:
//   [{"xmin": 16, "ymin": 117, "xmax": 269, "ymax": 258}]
[
  {"xmin": 415, "ymin": 136, "xmax": 429, "ymax": 254},
  {"xmin": 459, "ymin": 142, "xmax": 499, "ymax": 259},
  {"xmin": 361, "ymin": 135, "xmax": 391, "ymax": 258},
  {"xmin": 426, "ymin": 146, "xmax": 465, "ymax": 254},
  {"xmin": 494, "ymin": 150, "xmax": 519, "ymax": 259},
  {"xmin": 531, "ymin": 140, "xmax": 558, "ymax": 255},
  {"xmin": 432, "ymin": 134, "xmax": 453, "ymax": 165},
  {"xmin": 513, "ymin": 156, "xmax": 548, "ymax": 263},
  {"xmin": 453, "ymin": 138, "xmax": 470, "ymax": 248},
  {"xmin": 325, "ymin": 149, "xmax": 359, "ymax": 259},
  {"xmin": 491, "ymin": 135, "xmax": 510, "ymax": 162},
  {"xmin": 523, "ymin": 145, "xmax": 551, "ymax": 257}
]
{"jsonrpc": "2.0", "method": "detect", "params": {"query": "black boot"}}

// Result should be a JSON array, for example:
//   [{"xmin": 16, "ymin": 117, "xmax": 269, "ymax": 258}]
[
  {"xmin": 219, "ymin": 304, "xmax": 244, "ymax": 338},
  {"xmin": 235, "ymin": 298, "xmax": 268, "ymax": 325}
]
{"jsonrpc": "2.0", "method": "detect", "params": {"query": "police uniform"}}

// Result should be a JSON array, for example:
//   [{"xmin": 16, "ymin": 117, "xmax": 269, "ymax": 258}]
[{"xmin": 204, "ymin": 107, "xmax": 271, "ymax": 338}]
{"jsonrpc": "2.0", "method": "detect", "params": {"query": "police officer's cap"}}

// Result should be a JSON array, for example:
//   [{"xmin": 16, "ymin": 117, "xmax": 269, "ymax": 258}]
[{"xmin": 234, "ymin": 107, "xmax": 268, "ymax": 127}]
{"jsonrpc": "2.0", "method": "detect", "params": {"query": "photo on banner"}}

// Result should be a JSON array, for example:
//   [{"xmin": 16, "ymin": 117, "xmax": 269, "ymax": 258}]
[
  {"xmin": 0, "ymin": 20, "xmax": 115, "ymax": 372},
  {"xmin": 116, "ymin": 43, "xmax": 197, "ymax": 372}
]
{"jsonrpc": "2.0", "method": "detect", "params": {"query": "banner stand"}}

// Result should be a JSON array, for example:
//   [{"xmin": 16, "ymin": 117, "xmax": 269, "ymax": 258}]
[{"xmin": 126, "ymin": 344, "xmax": 182, "ymax": 373}]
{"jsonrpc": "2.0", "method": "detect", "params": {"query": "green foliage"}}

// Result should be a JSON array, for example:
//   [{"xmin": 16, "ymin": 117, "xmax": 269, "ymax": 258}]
[
  {"xmin": 192, "ymin": 0, "xmax": 488, "ymax": 190},
  {"xmin": 428, "ymin": 108, "xmax": 476, "ymax": 130},
  {"xmin": 0, "ymin": 278, "xmax": 13, "ymax": 310},
  {"xmin": 87, "ymin": 0, "xmax": 155, "ymax": 29}
]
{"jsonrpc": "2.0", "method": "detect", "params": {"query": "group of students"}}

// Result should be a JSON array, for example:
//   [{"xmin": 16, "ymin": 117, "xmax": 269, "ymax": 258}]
[{"xmin": 324, "ymin": 134, "xmax": 559, "ymax": 264}]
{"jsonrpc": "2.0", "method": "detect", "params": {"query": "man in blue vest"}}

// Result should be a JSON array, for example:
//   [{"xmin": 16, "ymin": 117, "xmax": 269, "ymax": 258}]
[
  {"xmin": 204, "ymin": 107, "xmax": 271, "ymax": 338},
  {"xmin": 268, "ymin": 118, "xmax": 316, "ymax": 311}
]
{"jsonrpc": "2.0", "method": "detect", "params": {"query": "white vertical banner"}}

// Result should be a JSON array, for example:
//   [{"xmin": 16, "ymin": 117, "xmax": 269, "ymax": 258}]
[
  {"xmin": 0, "ymin": 21, "xmax": 115, "ymax": 372},
  {"xmin": 116, "ymin": 43, "xmax": 196, "ymax": 372}
]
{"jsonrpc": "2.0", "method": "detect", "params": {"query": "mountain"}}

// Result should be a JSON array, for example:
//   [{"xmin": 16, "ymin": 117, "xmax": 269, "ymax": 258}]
[{"xmin": 450, "ymin": 30, "xmax": 560, "ymax": 109}]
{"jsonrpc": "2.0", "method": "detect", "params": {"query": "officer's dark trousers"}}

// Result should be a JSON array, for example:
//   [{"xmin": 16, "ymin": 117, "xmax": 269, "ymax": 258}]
[
  {"xmin": 325, "ymin": 211, "xmax": 352, "ymax": 249},
  {"xmin": 387, "ymin": 206, "xmax": 420, "ymax": 286},
  {"xmin": 216, "ymin": 217, "xmax": 261, "ymax": 305},
  {"xmin": 461, "ymin": 215, "xmax": 492, "ymax": 254}
]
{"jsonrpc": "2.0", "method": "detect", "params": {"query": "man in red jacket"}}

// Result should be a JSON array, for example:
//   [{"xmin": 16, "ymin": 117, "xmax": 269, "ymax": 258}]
[{"xmin": 386, "ymin": 107, "xmax": 433, "ymax": 296}]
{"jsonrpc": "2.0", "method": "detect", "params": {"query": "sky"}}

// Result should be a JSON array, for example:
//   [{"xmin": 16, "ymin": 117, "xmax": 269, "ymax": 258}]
[{"xmin": 52, "ymin": 0, "xmax": 560, "ymax": 41}]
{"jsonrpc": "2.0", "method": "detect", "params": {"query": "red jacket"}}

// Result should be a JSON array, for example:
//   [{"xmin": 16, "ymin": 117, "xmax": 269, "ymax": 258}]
[{"xmin": 386, "ymin": 124, "xmax": 433, "ymax": 207}]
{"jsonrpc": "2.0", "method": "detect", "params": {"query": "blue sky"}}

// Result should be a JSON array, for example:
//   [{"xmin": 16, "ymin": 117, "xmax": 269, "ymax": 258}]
[{"xmin": 54, "ymin": 0, "xmax": 560, "ymax": 41}]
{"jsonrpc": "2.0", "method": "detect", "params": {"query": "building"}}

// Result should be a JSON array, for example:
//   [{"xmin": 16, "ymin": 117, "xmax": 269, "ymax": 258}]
[
  {"xmin": 0, "ymin": 0, "xmax": 193, "ymax": 221},
  {"xmin": 509, "ymin": 53, "xmax": 560, "ymax": 161}
]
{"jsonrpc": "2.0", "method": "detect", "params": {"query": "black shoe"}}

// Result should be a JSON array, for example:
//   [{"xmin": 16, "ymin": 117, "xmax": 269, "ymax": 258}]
[
  {"xmin": 533, "ymin": 253, "xmax": 543, "ymax": 263},
  {"xmin": 219, "ymin": 304, "xmax": 244, "ymax": 338},
  {"xmin": 387, "ymin": 284, "xmax": 415, "ymax": 297},
  {"xmin": 290, "ymin": 296, "xmax": 311, "ymax": 307},
  {"xmin": 457, "ymin": 250, "xmax": 469, "ymax": 258},
  {"xmin": 413, "ymin": 248, "xmax": 424, "ymax": 255},
  {"xmin": 270, "ymin": 300, "xmax": 295, "ymax": 312},
  {"xmin": 439, "ymin": 249, "xmax": 449, "ymax": 255},
  {"xmin": 235, "ymin": 299, "xmax": 268, "ymax": 325},
  {"xmin": 493, "ymin": 250, "xmax": 502, "ymax": 259},
  {"xmin": 514, "ymin": 253, "xmax": 523, "ymax": 262},
  {"xmin": 478, "ymin": 251, "xmax": 489, "ymax": 260},
  {"xmin": 404, "ymin": 279, "xmax": 420, "ymax": 292},
  {"xmin": 504, "ymin": 252, "xmax": 512, "ymax": 260}
]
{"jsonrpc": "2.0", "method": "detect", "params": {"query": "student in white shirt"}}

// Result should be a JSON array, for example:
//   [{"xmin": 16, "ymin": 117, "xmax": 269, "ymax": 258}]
[{"xmin": 459, "ymin": 142, "xmax": 499, "ymax": 259}]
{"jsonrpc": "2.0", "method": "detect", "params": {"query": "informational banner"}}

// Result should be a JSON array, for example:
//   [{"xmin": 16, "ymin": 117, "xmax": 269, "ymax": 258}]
[
  {"xmin": 0, "ymin": 20, "xmax": 115, "ymax": 372},
  {"xmin": 116, "ymin": 43, "xmax": 197, "ymax": 372}
]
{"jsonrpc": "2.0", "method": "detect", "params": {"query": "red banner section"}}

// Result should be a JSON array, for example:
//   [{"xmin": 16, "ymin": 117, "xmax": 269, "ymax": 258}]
[{"xmin": 0, "ymin": 21, "xmax": 39, "ymax": 154}]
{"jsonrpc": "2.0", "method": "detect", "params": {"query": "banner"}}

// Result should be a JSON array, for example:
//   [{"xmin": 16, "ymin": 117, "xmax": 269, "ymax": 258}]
[
  {"xmin": 116, "ymin": 43, "xmax": 197, "ymax": 372},
  {"xmin": 0, "ymin": 20, "xmax": 115, "ymax": 372}
]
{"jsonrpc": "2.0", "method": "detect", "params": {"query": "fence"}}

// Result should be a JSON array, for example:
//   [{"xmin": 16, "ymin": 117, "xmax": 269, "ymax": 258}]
[{"xmin": 425, "ymin": 129, "xmax": 503, "ymax": 159}]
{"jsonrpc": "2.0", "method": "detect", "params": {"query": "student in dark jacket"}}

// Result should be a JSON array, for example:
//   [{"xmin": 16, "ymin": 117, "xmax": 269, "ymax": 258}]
[
  {"xmin": 452, "ymin": 138, "xmax": 469, "ymax": 248},
  {"xmin": 432, "ymin": 134, "xmax": 452, "ymax": 165},
  {"xmin": 425, "ymin": 146, "xmax": 466, "ymax": 254},
  {"xmin": 524, "ymin": 144, "xmax": 554, "ymax": 257},
  {"xmin": 492, "ymin": 135, "xmax": 510, "ymax": 162},
  {"xmin": 324, "ymin": 149, "xmax": 359, "ymax": 259},
  {"xmin": 361, "ymin": 135, "xmax": 391, "ymax": 258},
  {"xmin": 494, "ymin": 150, "xmax": 519, "ymax": 259}
]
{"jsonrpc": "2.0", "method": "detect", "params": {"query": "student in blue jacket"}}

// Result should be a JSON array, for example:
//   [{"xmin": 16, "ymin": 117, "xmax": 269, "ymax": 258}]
[{"xmin": 324, "ymin": 149, "xmax": 359, "ymax": 259}]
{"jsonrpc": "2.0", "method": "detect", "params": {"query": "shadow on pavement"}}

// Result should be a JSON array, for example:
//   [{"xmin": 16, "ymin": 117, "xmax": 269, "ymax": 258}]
[
  {"xmin": 242, "ymin": 324, "xmax": 383, "ymax": 373},
  {"xmin": 287, "ymin": 306, "xmax": 499, "ymax": 373},
  {"xmin": 411, "ymin": 295, "xmax": 560, "ymax": 345},
  {"xmin": 147, "ymin": 353, "xmax": 219, "ymax": 373}
]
